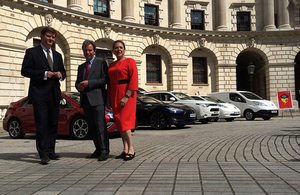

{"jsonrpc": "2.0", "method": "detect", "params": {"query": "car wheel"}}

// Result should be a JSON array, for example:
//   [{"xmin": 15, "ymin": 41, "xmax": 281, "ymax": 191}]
[
  {"xmin": 225, "ymin": 118, "xmax": 234, "ymax": 122},
  {"xmin": 244, "ymin": 110, "xmax": 255, "ymax": 120},
  {"xmin": 70, "ymin": 116, "xmax": 90, "ymax": 140},
  {"xmin": 150, "ymin": 111, "xmax": 167, "ymax": 130},
  {"xmin": 175, "ymin": 124, "xmax": 186, "ymax": 128},
  {"xmin": 262, "ymin": 116, "xmax": 271, "ymax": 120},
  {"xmin": 8, "ymin": 118, "xmax": 25, "ymax": 139}
]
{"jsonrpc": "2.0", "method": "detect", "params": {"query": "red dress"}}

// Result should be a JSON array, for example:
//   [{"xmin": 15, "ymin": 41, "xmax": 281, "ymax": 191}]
[{"xmin": 107, "ymin": 58, "xmax": 138, "ymax": 131}]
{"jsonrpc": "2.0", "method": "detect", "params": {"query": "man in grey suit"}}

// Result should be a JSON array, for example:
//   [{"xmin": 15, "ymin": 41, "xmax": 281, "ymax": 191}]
[{"xmin": 75, "ymin": 40, "xmax": 110, "ymax": 161}]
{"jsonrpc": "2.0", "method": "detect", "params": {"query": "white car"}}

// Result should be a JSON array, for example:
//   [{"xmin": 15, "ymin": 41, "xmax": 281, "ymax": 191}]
[
  {"xmin": 208, "ymin": 91, "xmax": 278, "ymax": 120},
  {"xmin": 191, "ymin": 95, "xmax": 241, "ymax": 122},
  {"xmin": 144, "ymin": 91, "xmax": 220, "ymax": 124}
]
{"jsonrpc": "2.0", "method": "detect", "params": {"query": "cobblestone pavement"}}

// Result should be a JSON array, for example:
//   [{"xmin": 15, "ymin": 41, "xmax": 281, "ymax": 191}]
[{"xmin": 0, "ymin": 116, "xmax": 300, "ymax": 195}]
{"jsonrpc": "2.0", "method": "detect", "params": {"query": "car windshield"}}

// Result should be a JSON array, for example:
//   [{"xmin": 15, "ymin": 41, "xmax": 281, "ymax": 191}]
[
  {"xmin": 192, "ymin": 96, "xmax": 205, "ymax": 101},
  {"xmin": 173, "ymin": 92, "xmax": 194, "ymax": 100},
  {"xmin": 65, "ymin": 92, "xmax": 80, "ymax": 103},
  {"xmin": 202, "ymin": 96, "xmax": 225, "ymax": 103},
  {"xmin": 240, "ymin": 92, "xmax": 263, "ymax": 100},
  {"xmin": 138, "ymin": 95, "xmax": 162, "ymax": 104}
]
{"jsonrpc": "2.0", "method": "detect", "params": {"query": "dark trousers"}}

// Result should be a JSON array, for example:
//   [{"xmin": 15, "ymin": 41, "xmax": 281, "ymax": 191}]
[
  {"xmin": 32, "ymin": 97, "xmax": 60, "ymax": 158},
  {"xmin": 82, "ymin": 95, "xmax": 109, "ymax": 154}
]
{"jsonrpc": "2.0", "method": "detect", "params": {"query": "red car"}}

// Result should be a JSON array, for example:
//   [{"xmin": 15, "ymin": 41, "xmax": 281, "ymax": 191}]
[{"xmin": 2, "ymin": 92, "xmax": 117, "ymax": 140}]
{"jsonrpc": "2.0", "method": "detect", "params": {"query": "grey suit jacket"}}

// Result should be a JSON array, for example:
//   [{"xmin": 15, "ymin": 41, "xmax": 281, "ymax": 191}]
[{"xmin": 75, "ymin": 58, "xmax": 109, "ymax": 107}]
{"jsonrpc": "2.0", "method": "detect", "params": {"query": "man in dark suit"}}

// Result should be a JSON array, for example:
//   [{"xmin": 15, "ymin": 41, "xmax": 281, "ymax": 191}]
[
  {"xmin": 75, "ymin": 40, "xmax": 110, "ymax": 161},
  {"xmin": 21, "ymin": 27, "xmax": 66, "ymax": 164}
]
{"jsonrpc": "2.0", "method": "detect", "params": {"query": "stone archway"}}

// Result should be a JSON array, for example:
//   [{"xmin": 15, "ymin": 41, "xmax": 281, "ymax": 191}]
[{"xmin": 236, "ymin": 49, "xmax": 267, "ymax": 98}]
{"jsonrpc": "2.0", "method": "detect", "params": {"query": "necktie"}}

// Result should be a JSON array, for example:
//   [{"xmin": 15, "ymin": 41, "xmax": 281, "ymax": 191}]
[
  {"xmin": 84, "ymin": 61, "xmax": 90, "ymax": 80},
  {"xmin": 46, "ymin": 49, "xmax": 53, "ymax": 71}
]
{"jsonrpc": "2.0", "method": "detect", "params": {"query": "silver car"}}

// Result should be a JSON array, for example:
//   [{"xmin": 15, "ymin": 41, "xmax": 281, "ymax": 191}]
[
  {"xmin": 191, "ymin": 95, "xmax": 241, "ymax": 122},
  {"xmin": 144, "ymin": 91, "xmax": 220, "ymax": 124}
]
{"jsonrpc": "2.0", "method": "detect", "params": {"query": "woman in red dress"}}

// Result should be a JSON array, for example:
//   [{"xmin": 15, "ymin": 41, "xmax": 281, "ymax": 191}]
[{"xmin": 106, "ymin": 40, "xmax": 138, "ymax": 161}]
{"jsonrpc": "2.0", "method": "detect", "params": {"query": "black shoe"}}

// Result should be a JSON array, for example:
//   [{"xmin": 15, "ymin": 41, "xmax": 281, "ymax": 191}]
[
  {"xmin": 98, "ymin": 153, "xmax": 109, "ymax": 161},
  {"xmin": 86, "ymin": 151, "xmax": 101, "ymax": 159},
  {"xmin": 49, "ymin": 154, "xmax": 60, "ymax": 160},
  {"xmin": 124, "ymin": 153, "xmax": 135, "ymax": 161},
  {"xmin": 115, "ymin": 152, "xmax": 127, "ymax": 159},
  {"xmin": 40, "ymin": 157, "xmax": 50, "ymax": 165}
]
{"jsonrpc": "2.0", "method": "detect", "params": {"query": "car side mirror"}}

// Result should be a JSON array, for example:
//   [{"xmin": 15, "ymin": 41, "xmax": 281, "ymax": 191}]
[{"xmin": 169, "ymin": 97, "xmax": 176, "ymax": 101}]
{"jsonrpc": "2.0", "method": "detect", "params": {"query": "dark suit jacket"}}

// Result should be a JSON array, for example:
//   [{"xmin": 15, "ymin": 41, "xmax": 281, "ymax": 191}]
[
  {"xmin": 75, "ymin": 58, "xmax": 109, "ymax": 107},
  {"xmin": 21, "ymin": 45, "xmax": 66, "ymax": 103}
]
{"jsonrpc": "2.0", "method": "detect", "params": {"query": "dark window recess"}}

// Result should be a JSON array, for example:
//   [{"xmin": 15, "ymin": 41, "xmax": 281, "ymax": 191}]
[
  {"xmin": 144, "ymin": 5, "xmax": 159, "ymax": 26},
  {"xmin": 237, "ymin": 12, "xmax": 251, "ymax": 31},
  {"xmin": 146, "ymin": 55, "xmax": 161, "ymax": 83},
  {"xmin": 94, "ymin": 0, "xmax": 109, "ymax": 17},
  {"xmin": 191, "ymin": 10, "xmax": 205, "ymax": 30},
  {"xmin": 193, "ymin": 57, "xmax": 207, "ymax": 84},
  {"xmin": 96, "ymin": 49, "xmax": 112, "ymax": 61}
]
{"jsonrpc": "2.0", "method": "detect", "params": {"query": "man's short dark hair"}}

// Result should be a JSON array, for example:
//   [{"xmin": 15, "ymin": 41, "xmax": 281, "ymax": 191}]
[
  {"xmin": 82, "ymin": 40, "xmax": 96, "ymax": 51},
  {"xmin": 41, "ymin": 27, "xmax": 56, "ymax": 36}
]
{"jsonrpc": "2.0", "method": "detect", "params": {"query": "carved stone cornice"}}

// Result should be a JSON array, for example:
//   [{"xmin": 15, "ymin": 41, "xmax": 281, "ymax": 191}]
[
  {"xmin": 3, "ymin": 0, "xmax": 300, "ymax": 39},
  {"xmin": 185, "ymin": 1, "xmax": 209, "ymax": 6}
]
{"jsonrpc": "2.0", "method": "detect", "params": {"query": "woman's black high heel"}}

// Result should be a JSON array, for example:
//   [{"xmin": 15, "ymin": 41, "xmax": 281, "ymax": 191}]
[
  {"xmin": 115, "ymin": 152, "xmax": 127, "ymax": 159},
  {"xmin": 124, "ymin": 153, "xmax": 135, "ymax": 161}
]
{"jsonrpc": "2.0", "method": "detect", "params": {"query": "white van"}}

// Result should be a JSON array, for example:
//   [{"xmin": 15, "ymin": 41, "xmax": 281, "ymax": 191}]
[{"xmin": 208, "ymin": 91, "xmax": 278, "ymax": 120}]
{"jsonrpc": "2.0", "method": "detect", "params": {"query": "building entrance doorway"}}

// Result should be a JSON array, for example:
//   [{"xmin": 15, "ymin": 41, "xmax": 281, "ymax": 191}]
[
  {"xmin": 295, "ymin": 52, "xmax": 300, "ymax": 108},
  {"xmin": 236, "ymin": 50, "xmax": 267, "ymax": 99}
]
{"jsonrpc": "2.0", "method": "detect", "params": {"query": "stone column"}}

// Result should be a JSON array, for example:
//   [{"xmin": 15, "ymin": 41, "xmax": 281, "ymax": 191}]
[
  {"xmin": 170, "ymin": 0, "xmax": 182, "ymax": 28},
  {"xmin": 277, "ymin": 0, "xmax": 292, "ymax": 29},
  {"xmin": 122, "ymin": 0, "xmax": 135, "ymax": 22},
  {"xmin": 67, "ymin": 0, "xmax": 82, "ymax": 11},
  {"xmin": 216, "ymin": 0, "xmax": 227, "ymax": 31},
  {"xmin": 263, "ymin": 0, "xmax": 276, "ymax": 31}
]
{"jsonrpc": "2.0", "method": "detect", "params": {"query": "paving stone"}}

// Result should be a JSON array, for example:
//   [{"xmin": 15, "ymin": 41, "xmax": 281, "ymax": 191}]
[{"xmin": 0, "ymin": 117, "xmax": 300, "ymax": 194}]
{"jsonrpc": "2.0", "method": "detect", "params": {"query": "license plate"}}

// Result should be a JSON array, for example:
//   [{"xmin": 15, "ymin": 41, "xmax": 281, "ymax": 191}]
[
  {"xmin": 214, "ymin": 111, "xmax": 218, "ymax": 114},
  {"xmin": 271, "ymin": 110, "xmax": 277, "ymax": 113},
  {"xmin": 190, "ymin": 113, "xmax": 196, "ymax": 118}
]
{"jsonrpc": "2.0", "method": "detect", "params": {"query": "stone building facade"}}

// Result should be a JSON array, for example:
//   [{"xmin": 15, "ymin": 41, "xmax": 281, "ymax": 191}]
[{"xmin": 1, "ymin": 0, "xmax": 300, "ymax": 114}]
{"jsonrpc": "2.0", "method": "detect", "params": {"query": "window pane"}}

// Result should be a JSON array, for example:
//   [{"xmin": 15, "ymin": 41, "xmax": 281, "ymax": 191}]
[
  {"xmin": 193, "ymin": 57, "xmax": 207, "ymax": 84},
  {"xmin": 146, "ymin": 55, "xmax": 161, "ymax": 83},
  {"xmin": 96, "ymin": 49, "xmax": 112, "ymax": 61},
  {"xmin": 94, "ymin": 0, "xmax": 109, "ymax": 17},
  {"xmin": 145, "ymin": 5, "xmax": 158, "ymax": 26},
  {"xmin": 191, "ymin": 11, "xmax": 204, "ymax": 30},
  {"xmin": 237, "ymin": 12, "xmax": 250, "ymax": 31}
]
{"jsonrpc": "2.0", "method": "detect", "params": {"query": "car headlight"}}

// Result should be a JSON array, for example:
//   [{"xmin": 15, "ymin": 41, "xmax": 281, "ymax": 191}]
[
  {"xmin": 253, "ymin": 101, "xmax": 267, "ymax": 106},
  {"xmin": 105, "ymin": 110, "xmax": 114, "ymax": 119},
  {"xmin": 217, "ymin": 103, "xmax": 228, "ymax": 108},
  {"xmin": 196, "ymin": 103, "xmax": 210, "ymax": 107},
  {"xmin": 166, "ymin": 107, "xmax": 184, "ymax": 113}
]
